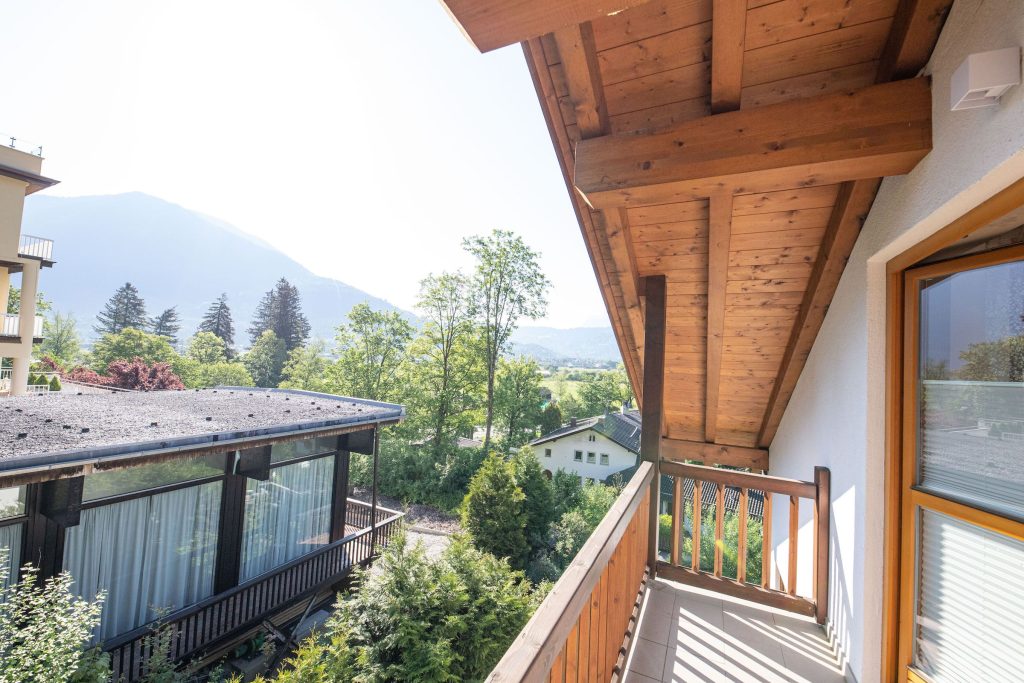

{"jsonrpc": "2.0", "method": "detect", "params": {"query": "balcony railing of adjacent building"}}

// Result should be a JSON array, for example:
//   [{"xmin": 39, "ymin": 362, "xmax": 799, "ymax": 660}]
[
  {"xmin": 487, "ymin": 461, "xmax": 832, "ymax": 681},
  {"xmin": 0, "ymin": 314, "xmax": 44, "ymax": 339},
  {"xmin": 4, "ymin": 136, "xmax": 43, "ymax": 157},
  {"xmin": 18, "ymin": 234, "xmax": 54, "ymax": 262},
  {"xmin": 106, "ymin": 499, "xmax": 403, "ymax": 682}
]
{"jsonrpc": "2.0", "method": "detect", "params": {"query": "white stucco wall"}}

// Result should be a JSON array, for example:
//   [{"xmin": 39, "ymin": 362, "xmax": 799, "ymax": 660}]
[
  {"xmin": 531, "ymin": 428, "xmax": 637, "ymax": 483},
  {"xmin": 767, "ymin": 3, "xmax": 1024, "ymax": 681}
]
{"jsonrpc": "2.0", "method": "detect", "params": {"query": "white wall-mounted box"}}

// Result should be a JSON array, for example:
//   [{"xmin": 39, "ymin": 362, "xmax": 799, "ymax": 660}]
[{"xmin": 950, "ymin": 46, "xmax": 1021, "ymax": 110}]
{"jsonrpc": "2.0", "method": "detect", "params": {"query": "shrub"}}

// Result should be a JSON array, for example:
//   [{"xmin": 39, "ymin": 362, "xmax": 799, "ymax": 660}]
[
  {"xmin": 26, "ymin": 373, "xmax": 37, "ymax": 386},
  {"xmin": 0, "ymin": 559, "xmax": 108, "ymax": 683},
  {"xmin": 105, "ymin": 358, "xmax": 185, "ymax": 391},
  {"xmin": 461, "ymin": 453, "xmax": 529, "ymax": 567},
  {"xmin": 49, "ymin": 375, "xmax": 62, "ymax": 392}
]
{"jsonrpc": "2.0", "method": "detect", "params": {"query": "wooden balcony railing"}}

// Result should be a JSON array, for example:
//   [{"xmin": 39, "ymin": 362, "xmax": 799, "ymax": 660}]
[
  {"xmin": 658, "ymin": 461, "xmax": 831, "ymax": 623},
  {"xmin": 487, "ymin": 461, "xmax": 654, "ymax": 682},
  {"xmin": 106, "ymin": 501, "xmax": 403, "ymax": 682}
]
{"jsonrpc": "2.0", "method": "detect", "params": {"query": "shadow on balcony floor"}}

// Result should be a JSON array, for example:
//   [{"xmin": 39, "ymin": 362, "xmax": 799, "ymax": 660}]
[{"xmin": 624, "ymin": 577, "xmax": 845, "ymax": 683}]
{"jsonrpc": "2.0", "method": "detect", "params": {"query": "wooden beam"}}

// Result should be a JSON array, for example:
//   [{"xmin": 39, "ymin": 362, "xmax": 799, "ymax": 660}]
[
  {"xmin": 757, "ymin": 179, "xmax": 880, "ymax": 447},
  {"xmin": 639, "ymin": 275, "xmax": 667, "ymax": 572},
  {"xmin": 661, "ymin": 437, "xmax": 768, "ymax": 471},
  {"xmin": 603, "ymin": 208, "xmax": 645, "ymax": 358},
  {"xmin": 553, "ymin": 22, "xmax": 608, "ymax": 138},
  {"xmin": 440, "ymin": 0, "xmax": 653, "ymax": 53},
  {"xmin": 704, "ymin": 193, "xmax": 731, "ymax": 443},
  {"xmin": 710, "ymin": 0, "xmax": 746, "ymax": 114},
  {"xmin": 877, "ymin": 0, "xmax": 954, "ymax": 82},
  {"xmin": 573, "ymin": 78, "xmax": 932, "ymax": 209}
]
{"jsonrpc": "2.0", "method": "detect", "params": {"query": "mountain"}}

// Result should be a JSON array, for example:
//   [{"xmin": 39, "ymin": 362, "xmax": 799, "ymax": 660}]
[
  {"xmin": 21, "ymin": 193, "xmax": 405, "ymax": 342},
  {"xmin": 21, "ymin": 192, "xmax": 622, "ymax": 364}
]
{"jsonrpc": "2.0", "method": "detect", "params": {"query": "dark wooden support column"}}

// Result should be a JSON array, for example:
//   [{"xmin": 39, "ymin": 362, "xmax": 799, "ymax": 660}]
[
  {"xmin": 214, "ymin": 448, "xmax": 261, "ymax": 594},
  {"xmin": 330, "ymin": 437, "xmax": 351, "ymax": 543},
  {"xmin": 639, "ymin": 275, "xmax": 667, "ymax": 574},
  {"xmin": 22, "ymin": 478, "xmax": 83, "ymax": 582},
  {"xmin": 369, "ymin": 427, "xmax": 380, "ymax": 552}
]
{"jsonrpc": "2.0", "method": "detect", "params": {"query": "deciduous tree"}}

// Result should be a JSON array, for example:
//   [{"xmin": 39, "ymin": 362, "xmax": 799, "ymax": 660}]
[
  {"xmin": 493, "ymin": 356, "xmax": 544, "ymax": 448},
  {"xmin": 40, "ymin": 312, "xmax": 81, "ymax": 366},
  {"xmin": 243, "ymin": 330, "xmax": 287, "ymax": 387},
  {"xmin": 279, "ymin": 340, "xmax": 332, "ymax": 392},
  {"xmin": 94, "ymin": 283, "xmax": 147, "ymax": 335},
  {"xmin": 90, "ymin": 328, "xmax": 177, "ymax": 370},
  {"xmin": 185, "ymin": 331, "xmax": 228, "ymax": 365},
  {"xmin": 464, "ymin": 230, "xmax": 548, "ymax": 452},
  {"xmin": 332, "ymin": 304, "xmax": 413, "ymax": 402}
]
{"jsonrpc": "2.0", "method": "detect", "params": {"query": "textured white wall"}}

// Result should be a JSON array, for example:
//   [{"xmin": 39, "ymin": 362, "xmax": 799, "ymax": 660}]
[
  {"xmin": 531, "ymin": 429, "xmax": 637, "ymax": 482},
  {"xmin": 768, "ymin": 2, "xmax": 1024, "ymax": 681}
]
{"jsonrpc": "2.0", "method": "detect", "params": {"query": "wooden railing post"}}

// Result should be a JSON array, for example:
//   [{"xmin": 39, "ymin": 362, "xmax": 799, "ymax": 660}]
[
  {"xmin": 814, "ymin": 466, "xmax": 831, "ymax": 624},
  {"xmin": 639, "ymin": 275, "xmax": 667, "ymax": 575}
]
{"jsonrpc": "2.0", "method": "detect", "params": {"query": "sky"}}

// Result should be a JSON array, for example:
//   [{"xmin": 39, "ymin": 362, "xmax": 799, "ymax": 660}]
[{"xmin": 0, "ymin": 0, "xmax": 610, "ymax": 328}]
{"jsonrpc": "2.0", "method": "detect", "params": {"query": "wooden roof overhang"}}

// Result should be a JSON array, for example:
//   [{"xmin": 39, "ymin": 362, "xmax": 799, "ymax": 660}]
[{"xmin": 442, "ymin": 0, "xmax": 952, "ymax": 468}]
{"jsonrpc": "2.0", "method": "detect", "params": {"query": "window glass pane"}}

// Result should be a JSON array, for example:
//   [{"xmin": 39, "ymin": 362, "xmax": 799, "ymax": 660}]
[
  {"xmin": 918, "ymin": 260, "xmax": 1024, "ymax": 518},
  {"xmin": 914, "ymin": 510, "xmax": 1024, "ymax": 680},
  {"xmin": 270, "ymin": 436, "xmax": 336, "ymax": 464},
  {"xmin": 64, "ymin": 481, "xmax": 221, "ymax": 640},
  {"xmin": 241, "ymin": 455, "xmax": 334, "ymax": 581},
  {"xmin": 0, "ymin": 486, "xmax": 25, "ymax": 519},
  {"xmin": 83, "ymin": 454, "xmax": 226, "ymax": 502},
  {"xmin": 0, "ymin": 524, "xmax": 22, "ymax": 594}
]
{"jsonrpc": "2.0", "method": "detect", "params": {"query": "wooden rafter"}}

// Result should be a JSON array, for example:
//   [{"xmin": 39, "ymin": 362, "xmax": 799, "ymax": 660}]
[
  {"xmin": 661, "ymin": 437, "xmax": 768, "ymax": 471},
  {"xmin": 757, "ymin": 179, "xmax": 880, "ymax": 447},
  {"xmin": 878, "ymin": 0, "xmax": 955, "ymax": 81},
  {"xmin": 441, "ymin": 0, "xmax": 654, "ymax": 53},
  {"xmin": 704, "ymin": 193, "xmax": 731, "ymax": 443},
  {"xmin": 710, "ymin": 0, "xmax": 746, "ymax": 114},
  {"xmin": 603, "ymin": 208, "xmax": 645, "ymax": 357},
  {"xmin": 573, "ymin": 78, "xmax": 932, "ymax": 209},
  {"xmin": 552, "ymin": 22, "xmax": 608, "ymax": 137}
]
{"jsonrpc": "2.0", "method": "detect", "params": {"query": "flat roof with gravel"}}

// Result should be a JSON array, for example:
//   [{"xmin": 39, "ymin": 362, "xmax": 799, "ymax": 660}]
[{"xmin": 0, "ymin": 387, "xmax": 404, "ymax": 472}]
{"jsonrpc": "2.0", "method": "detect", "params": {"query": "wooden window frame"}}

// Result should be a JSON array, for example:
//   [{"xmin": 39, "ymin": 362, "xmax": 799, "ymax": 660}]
[{"xmin": 883, "ymin": 178, "xmax": 1024, "ymax": 681}]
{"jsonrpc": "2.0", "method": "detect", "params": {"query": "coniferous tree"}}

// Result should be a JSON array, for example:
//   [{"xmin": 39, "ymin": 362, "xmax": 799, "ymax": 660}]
[
  {"xmin": 94, "ymin": 283, "xmax": 148, "ymax": 335},
  {"xmin": 199, "ymin": 294, "xmax": 236, "ymax": 356},
  {"xmin": 151, "ymin": 307, "xmax": 181, "ymax": 345},
  {"xmin": 247, "ymin": 278, "xmax": 310, "ymax": 352}
]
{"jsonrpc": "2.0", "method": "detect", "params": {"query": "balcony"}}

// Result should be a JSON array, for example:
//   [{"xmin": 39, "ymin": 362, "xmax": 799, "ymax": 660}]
[
  {"xmin": 18, "ymin": 234, "xmax": 54, "ymax": 263},
  {"xmin": 486, "ymin": 461, "xmax": 837, "ymax": 682},
  {"xmin": 0, "ymin": 313, "xmax": 44, "ymax": 340}
]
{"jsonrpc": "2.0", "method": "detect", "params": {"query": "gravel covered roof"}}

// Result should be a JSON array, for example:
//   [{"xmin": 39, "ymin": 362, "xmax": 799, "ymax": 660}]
[{"xmin": 0, "ymin": 387, "xmax": 404, "ymax": 469}]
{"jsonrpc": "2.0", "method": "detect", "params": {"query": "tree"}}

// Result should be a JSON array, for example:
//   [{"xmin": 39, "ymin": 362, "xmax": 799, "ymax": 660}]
[
  {"xmin": 243, "ymin": 330, "xmax": 287, "ymax": 387},
  {"xmin": 462, "ymin": 453, "xmax": 529, "ymax": 567},
  {"xmin": 493, "ymin": 356, "xmax": 544, "ymax": 448},
  {"xmin": 279, "ymin": 340, "xmax": 332, "ymax": 392},
  {"xmin": 332, "ymin": 304, "xmax": 414, "ymax": 402},
  {"xmin": 463, "ymin": 230, "xmax": 549, "ymax": 452},
  {"xmin": 90, "ymin": 328, "xmax": 177, "ymax": 370},
  {"xmin": 105, "ymin": 358, "xmax": 185, "ymax": 391},
  {"xmin": 198, "ymin": 294, "xmax": 236, "ymax": 357},
  {"xmin": 185, "ymin": 331, "xmax": 227, "ymax": 365},
  {"xmin": 41, "ymin": 312, "xmax": 81, "ymax": 366},
  {"xmin": 248, "ymin": 278, "xmax": 311, "ymax": 351},
  {"xmin": 196, "ymin": 362, "xmax": 254, "ymax": 388},
  {"xmin": 150, "ymin": 307, "xmax": 181, "ymax": 345},
  {"xmin": 408, "ymin": 272, "xmax": 484, "ymax": 456},
  {"xmin": 510, "ymin": 448, "xmax": 554, "ymax": 551},
  {"xmin": 576, "ymin": 364, "xmax": 634, "ymax": 417},
  {"xmin": 7, "ymin": 287, "xmax": 51, "ymax": 315},
  {"xmin": 0, "ymin": 561, "xmax": 108, "ymax": 683},
  {"xmin": 538, "ymin": 402, "xmax": 562, "ymax": 435},
  {"xmin": 958, "ymin": 334, "xmax": 1024, "ymax": 382},
  {"xmin": 94, "ymin": 283, "xmax": 147, "ymax": 335}
]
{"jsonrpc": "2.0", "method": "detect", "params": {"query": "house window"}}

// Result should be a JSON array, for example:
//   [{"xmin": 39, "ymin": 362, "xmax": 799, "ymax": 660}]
[
  {"xmin": 588, "ymin": 434, "xmax": 596, "ymax": 442},
  {"xmin": 240, "ymin": 454, "xmax": 335, "ymax": 582},
  {"xmin": 0, "ymin": 486, "xmax": 26, "ymax": 594},
  {"xmin": 600, "ymin": 453, "xmax": 609, "ymax": 466},
  {"xmin": 544, "ymin": 448, "xmax": 551, "ymax": 458},
  {"xmin": 574, "ymin": 450, "xmax": 583, "ymax": 462},
  {"xmin": 82, "ymin": 453, "xmax": 226, "ymax": 502},
  {"xmin": 64, "ymin": 480, "xmax": 222, "ymax": 641},
  {"xmin": 587, "ymin": 452, "xmax": 596, "ymax": 464}
]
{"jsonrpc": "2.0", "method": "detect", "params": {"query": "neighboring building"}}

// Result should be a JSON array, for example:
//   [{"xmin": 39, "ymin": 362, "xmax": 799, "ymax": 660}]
[
  {"xmin": 529, "ymin": 409, "xmax": 640, "ymax": 483},
  {"xmin": 0, "ymin": 141, "xmax": 58, "ymax": 396},
  {"xmin": 444, "ymin": 2, "xmax": 1024, "ymax": 682},
  {"xmin": 0, "ymin": 388, "xmax": 404, "ymax": 680}
]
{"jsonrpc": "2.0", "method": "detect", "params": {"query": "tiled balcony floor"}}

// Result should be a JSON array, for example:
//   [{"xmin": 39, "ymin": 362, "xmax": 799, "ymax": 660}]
[{"xmin": 624, "ymin": 577, "xmax": 846, "ymax": 683}]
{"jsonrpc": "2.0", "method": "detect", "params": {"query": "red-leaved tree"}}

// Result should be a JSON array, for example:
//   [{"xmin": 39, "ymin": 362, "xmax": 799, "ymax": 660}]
[
  {"xmin": 63, "ymin": 366, "xmax": 112, "ymax": 386},
  {"xmin": 105, "ymin": 357, "xmax": 185, "ymax": 391}
]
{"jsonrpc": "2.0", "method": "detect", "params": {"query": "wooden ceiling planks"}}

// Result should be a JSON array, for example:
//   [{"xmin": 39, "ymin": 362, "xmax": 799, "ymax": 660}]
[{"xmin": 443, "ymin": 0, "xmax": 948, "ymax": 461}]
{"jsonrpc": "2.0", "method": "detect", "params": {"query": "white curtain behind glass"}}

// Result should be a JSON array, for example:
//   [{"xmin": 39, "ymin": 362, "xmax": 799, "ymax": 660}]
[
  {"xmin": 64, "ymin": 481, "xmax": 221, "ymax": 641},
  {"xmin": 241, "ymin": 456, "xmax": 334, "ymax": 582},
  {"xmin": 0, "ymin": 525, "xmax": 21, "ymax": 593}
]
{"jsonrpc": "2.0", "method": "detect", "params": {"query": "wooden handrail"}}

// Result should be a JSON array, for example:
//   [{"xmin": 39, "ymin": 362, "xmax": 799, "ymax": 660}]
[
  {"xmin": 657, "ymin": 460, "xmax": 831, "ymax": 624},
  {"xmin": 487, "ymin": 461, "xmax": 654, "ymax": 682}
]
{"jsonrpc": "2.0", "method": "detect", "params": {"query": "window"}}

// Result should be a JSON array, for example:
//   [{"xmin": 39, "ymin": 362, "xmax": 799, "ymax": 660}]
[
  {"xmin": 240, "ymin": 455, "xmax": 335, "ymax": 582},
  {"xmin": 588, "ymin": 434, "xmax": 596, "ymax": 442},
  {"xmin": 64, "ymin": 481, "xmax": 222, "ymax": 640},
  {"xmin": 544, "ymin": 448, "xmax": 551, "ymax": 458},
  {"xmin": 270, "ymin": 436, "xmax": 338, "ymax": 464},
  {"xmin": 82, "ymin": 453, "xmax": 226, "ymax": 502},
  {"xmin": 587, "ymin": 452, "xmax": 596, "ymax": 464},
  {"xmin": 0, "ymin": 486, "xmax": 26, "ymax": 594},
  {"xmin": 600, "ymin": 453, "xmax": 609, "ymax": 466},
  {"xmin": 574, "ymin": 450, "xmax": 583, "ymax": 462}
]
